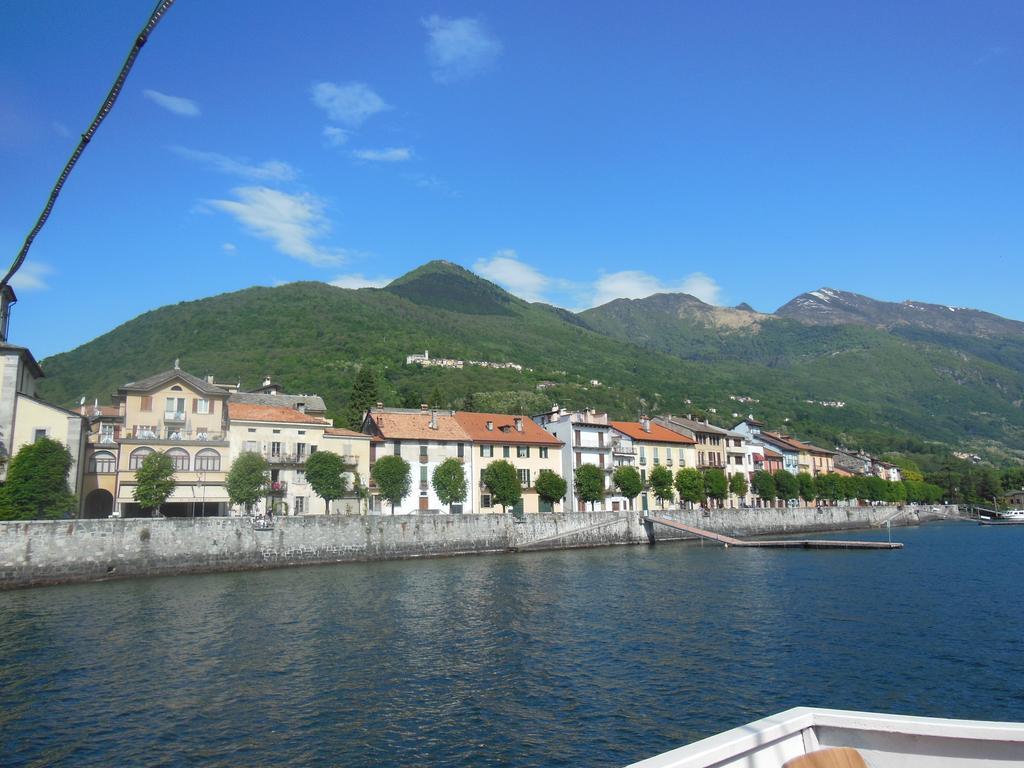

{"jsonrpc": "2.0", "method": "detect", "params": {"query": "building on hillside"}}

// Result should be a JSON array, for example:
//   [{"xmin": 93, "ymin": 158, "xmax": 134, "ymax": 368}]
[
  {"xmin": 752, "ymin": 445, "xmax": 784, "ymax": 475},
  {"xmin": 228, "ymin": 377, "xmax": 327, "ymax": 417},
  {"xmin": 323, "ymin": 427, "xmax": 373, "ymax": 514},
  {"xmin": 732, "ymin": 419, "xmax": 801, "ymax": 475},
  {"xmin": 609, "ymin": 417, "xmax": 695, "ymax": 512},
  {"xmin": 532, "ymin": 406, "xmax": 627, "ymax": 512},
  {"xmin": 453, "ymin": 411, "xmax": 564, "ymax": 514},
  {"xmin": 653, "ymin": 415, "xmax": 733, "ymax": 471},
  {"xmin": 779, "ymin": 436, "xmax": 837, "ymax": 476},
  {"xmin": 362, "ymin": 405, "xmax": 473, "ymax": 514},
  {"xmin": 86, "ymin": 364, "xmax": 233, "ymax": 518},
  {"xmin": 833, "ymin": 450, "xmax": 873, "ymax": 476},
  {"xmin": 872, "ymin": 460, "xmax": 902, "ymax": 483}
]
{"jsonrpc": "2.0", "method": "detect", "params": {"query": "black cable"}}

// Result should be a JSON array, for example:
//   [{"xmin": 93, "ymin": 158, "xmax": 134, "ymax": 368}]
[{"xmin": 1, "ymin": 0, "xmax": 177, "ymax": 290}]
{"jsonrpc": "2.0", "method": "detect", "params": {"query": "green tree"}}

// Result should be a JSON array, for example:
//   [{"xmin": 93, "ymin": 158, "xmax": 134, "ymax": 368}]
[
  {"xmin": 813, "ymin": 473, "xmax": 841, "ymax": 504},
  {"xmin": 751, "ymin": 470, "xmax": 776, "ymax": 505},
  {"xmin": 866, "ymin": 475, "xmax": 888, "ymax": 502},
  {"xmin": 428, "ymin": 384, "xmax": 445, "ymax": 408},
  {"xmin": 226, "ymin": 452, "xmax": 269, "ymax": 514},
  {"xmin": 649, "ymin": 464, "xmax": 675, "ymax": 509},
  {"xmin": 797, "ymin": 472, "xmax": 816, "ymax": 504},
  {"xmin": 535, "ymin": 469, "xmax": 567, "ymax": 511},
  {"xmin": 674, "ymin": 467, "xmax": 704, "ymax": 507},
  {"xmin": 774, "ymin": 469, "xmax": 799, "ymax": 502},
  {"xmin": 703, "ymin": 468, "xmax": 728, "ymax": 507},
  {"xmin": 729, "ymin": 472, "xmax": 749, "ymax": 504},
  {"xmin": 0, "ymin": 437, "xmax": 77, "ymax": 520},
  {"xmin": 305, "ymin": 450, "xmax": 348, "ymax": 514},
  {"xmin": 371, "ymin": 455, "xmax": 411, "ymax": 514},
  {"xmin": 432, "ymin": 457, "xmax": 467, "ymax": 513},
  {"xmin": 886, "ymin": 456, "xmax": 924, "ymax": 482},
  {"xmin": 612, "ymin": 465, "xmax": 643, "ymax": 509},
  {"xmin": 133, "ymin": 451, "xmax": 176, "ymax": 516},
  {"xmin": 344, "ymin": 365, "xmax": 379, "ymax": 430},
  {"xmin": 574, "ymin": 464, "xmax": 604, "ymax": 511},
  {"xmin": 483, "ymin": 459, "xmax": 521, "ymax": 513}
]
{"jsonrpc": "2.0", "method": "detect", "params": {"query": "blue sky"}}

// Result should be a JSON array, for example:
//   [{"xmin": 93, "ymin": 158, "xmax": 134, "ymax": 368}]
[{"xmin": 1, "ymin": 1, "xmax": 1021, "ymax": 359}]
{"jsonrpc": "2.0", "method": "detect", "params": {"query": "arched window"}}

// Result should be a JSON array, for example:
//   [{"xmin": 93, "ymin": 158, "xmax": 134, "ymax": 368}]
[
  {"xmin": 129, "ymin": 447, "xmax": 154, "ymax": 469},
  {"xmin": 166, "ymin": 448, "xmax": 190, "ymax": 472},
  {"xmin": 194, "ymin": 449, "xmax": 221, "ymax": 472},
  {"xmin": 89, "ymin": 450, "xmax": 116, "ymax": 473}
]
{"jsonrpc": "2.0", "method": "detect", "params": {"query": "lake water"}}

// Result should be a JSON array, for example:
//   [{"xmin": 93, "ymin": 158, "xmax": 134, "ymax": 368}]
[{"xmin": 2, "ymin": 521, "xmax": 1022, "ymax": 767}]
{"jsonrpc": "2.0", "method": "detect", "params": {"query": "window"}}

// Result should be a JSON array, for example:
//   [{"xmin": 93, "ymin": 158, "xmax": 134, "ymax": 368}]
[
  {"xmin": 89, "ymin": 450, "xmax": 116, "ymax": 473},
  {"xmin": 195, "ymin": 398, "xmax": 210, "ymax": 415},
  {"xmin": 295, "ymin": 469, "xmax": 306, "ymax": 484},
  {"xmin": 420, "ymin": 466, "xmax": 428, "ymax": 483},
  {"xmin": 271, "ymin": 442, "xmax": 282, "ymax": 458},
  {"xmin": 503, "ymin": 445, "xmax": 510, "ymax": 458},
  {"xmin": 195, "ymin": 449, "xmax": 221, "ymax": 471},
  {"xmin": 309, "ymin": 445, "xmax": 317, "ymax": 454},
  {"xmin": 165, "ymin": 448, "xmax": 189, "ymax": 471},
  {"xmin": 539, "ymin": 447, "xmax": 548, "ymax": 459},
  {"xmin": 272, "ymin": 429, "xmax": 281, "ymax": 434},
  {"xmin": 296, "ymin": 442, "xmax": 306, "ymax": 459},
  {"xmin": 575, "ymin": 451, "xmax": 581, "ymax": 467},
  {"xmin": 245, "ymin": 440, "xmax": 258, "ymax": 452},
  {"xmin": 420, "ymin": 443, "xmax": 428, "ymax": 458},
  {"xmin": 598, "ymin": 432, "xmax": 604, "ymax": 448},
  {"xmin": 99, "ymin": 424, "xmax": 116, "ymax": 444},
  {"xmin": 165, "ymin": 397, "xmax": 185, "ymax": 419},
  {"xmin": 641, "ymin": 469, "xmax": 647, "ymax": 484},
  {"xmin": 129, "ymin": 447, "xmax": 154, "ymax": 469},
  {"xmin": 517, "ymin": 446, "xmax": 530, "ymax": 458},
  {"xmin": 480, "ymin": 445, "xmax": 493, "ymax": 458},
  {"xmin": 393, "ymin": 440, "xmax": 401, "ymax": 456},
  {"xmin": 140, "ymin": 396, "xmax": 152, "ymax": 412},
  {"xmin": 298, "ymin": 430, "xmax": 305, "ymax": 436},
  {"xmin": 481, "ymin": 494, "xmax": 492, "ymax": 508},
  {"xmin": 33, "ymin": 428, "xmax": 48, "ymax": 442},
  {"xmin": 574, "ymin": 429, "xmax": 582, "ymax": 446},
  {"xmin": 295, "ymin": 497, "xmax": 305, "ymax": 515},
  {"xmin": 639, "ymin": 447, "xmax": 647, "ymax": 465},
  {"xmin": 653, "ymin": 447, "xmax": 660, "ymax": 465},
  {"xmin": 457, "ymin": 442, "xmax": 465, "ymax": 458},
  {"xmin": 517, "ymin": 469, "xmax": 531, "ymax": 487}
]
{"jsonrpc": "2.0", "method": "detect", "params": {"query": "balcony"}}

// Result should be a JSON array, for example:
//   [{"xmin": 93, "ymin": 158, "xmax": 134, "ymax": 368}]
[
  {"xmin": 419, "ymin": 481, "xmax": 429, "ymax": 491},
  {"xmin": 264, "ymin": 452, "xmax": 306, "ymax": 465},
  {"xmin": 268, "ymin": 481, "xmax": 288, "ymax": 495},
  {"xmin": 612, "ymin": 443, "xmax": 636, "ymax": 456},
  {"xmin": 666, "ymin": 458, "xmax": 674, "ymax": 466},
  {"xmin": 126, "ymin": 426, "xmax": 227, "ymax": 443},
  {"xmin": 639, "ymin": 457, "xmax": 647, "ymax": 465},
  {"xmin": 164, "ymin": 410, "xmax": 186, "ymax": 424}
]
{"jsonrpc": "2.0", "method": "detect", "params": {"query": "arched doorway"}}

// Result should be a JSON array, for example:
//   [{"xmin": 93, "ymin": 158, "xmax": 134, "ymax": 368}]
[{"xmin": 83, "ymin": 489, "xmax": 114, "ymax": 519}]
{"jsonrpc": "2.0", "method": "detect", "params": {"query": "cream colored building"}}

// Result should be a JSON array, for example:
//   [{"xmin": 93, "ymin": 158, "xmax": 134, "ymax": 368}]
[{"xmin": 609, "ymin": 418, "xmax": 696, "ymax": 512}]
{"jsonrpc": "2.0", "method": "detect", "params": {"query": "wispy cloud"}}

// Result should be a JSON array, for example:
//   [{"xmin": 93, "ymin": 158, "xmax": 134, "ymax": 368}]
[
  {"xmin": 206, "ymin": 186, "xmax": 346, "ymax": 267},
  {"xmin": 143, "ymin": 88, "xmax": 200, "ymax": 116},
  {"xmin": 10, "ymin": 262, "xmax": 54, "ymax": 291},
  {"xmin": 405, "ymin": 173, "xmax": 459, "ymax": 197},
  {"xmin": 592, "ymin": 270, "xmax": 721, "ymax": 306},
  {"xmin": 424, "ymin": 16, "xmax": 503, "ymax": 83},
  {"xmin": 311, "ymin": 82, "xmax": 390, "ymax": 126},
  {"xmin": 322, "ymin": 126, "xmax": 350, "ymax": 147},
  {"xmin": 329, "ymin": 273, "xmax": 393, "ymax": 289},
  {"xmin": 52, "ymin": 121, "xmax": 71, "ymax": 138},
  {"xmin": 222, "ymin": 242, "xmax": 237, "ymax": 254},
  {"xmin": 352, "ymin": 147, "xmax": 412, "ymax": 162},
  {"xmin": 474, "ymin": 250, "xmax": 554, "ymax": 302},
  {"xmin": 172, "ymin": 146, "xmax": 297, "ymax": 181}
]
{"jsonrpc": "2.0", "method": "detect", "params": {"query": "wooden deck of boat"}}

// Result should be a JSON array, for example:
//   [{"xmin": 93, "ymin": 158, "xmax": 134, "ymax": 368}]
[{"xmin": 642, "ymin": 516, "xmax": 903, "ymax": 549}]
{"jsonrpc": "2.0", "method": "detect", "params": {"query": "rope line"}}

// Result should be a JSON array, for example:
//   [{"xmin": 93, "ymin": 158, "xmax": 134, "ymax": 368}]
[{"xmin": 1, "ymin": 0, "xmax": 177, "ymax": 290}]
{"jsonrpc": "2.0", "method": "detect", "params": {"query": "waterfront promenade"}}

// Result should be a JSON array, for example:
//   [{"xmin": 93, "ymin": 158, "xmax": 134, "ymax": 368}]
[{"xmin": 0, "ymin": 504, "xmax": 953, "ymax": 588}]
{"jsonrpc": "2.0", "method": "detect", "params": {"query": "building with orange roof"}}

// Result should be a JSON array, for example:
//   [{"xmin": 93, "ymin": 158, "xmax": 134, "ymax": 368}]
[
  {"xmin": 454, "ymin": 411, "xmax": 564, "ymax": 515},
  {"xmin": 609, "ymin": 417, "xmax": 696, "ymax": 512}
]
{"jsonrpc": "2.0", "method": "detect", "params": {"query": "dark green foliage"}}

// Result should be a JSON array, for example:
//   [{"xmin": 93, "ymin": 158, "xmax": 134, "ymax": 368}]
[
  {"xmin": 752, "ymin": 470, "xmax": 776, "ymax": 502},
  {"xmin": 432, "ymin": 458, "xmax": 467, "ymax": 511},
  {"xmin": 305, "ymin": 451, "xmax": 348, "ymax": 514},
  {"xmin": 226, "ymin": 452, "xmax": 269, "ymax": 513},
  {"xmin": 0, "ymin": 438, "xmax": 77, "ymax": 520},
  {"xmin": 428, "ymin": 385, "xmax": 445, "ymax": 409},
  {"xmin": 370, "ymin": 455, "xmax": 411, "ymax": 514},
  {"xmin": 574, "ymin": 464, "xmax": 604, "ymax": 510},
  {"xmin": 133, "ymin": 452, "xmax": 175, "ymax": 514},
  {"xmin": 703, "ymin": 468, "xmax": 728, "ymax": 504},
  {"xmin": 535, "ymin": 469, "xmax": 567, "ymax": 506},
  {"xmin": 467, "ymin": 391, "xmax": 551, "ymax": 415},
  {"xmin": 482, "ymin": 459, "xmax": 521, "ymax": 513},
  {"xmin": 813, "ymin": 473, "xmax": 842, "ymax": 503},
  {"xmin": 649, "ymin": 464, "xmax": 675, "ymax": 508},
  {"xmin": 729, "ymin": 471, "xmax": 749, "ymax": 500},
  {"xmin": 797, "ymin": 472, "xmax": 816, "ymax": 503},
  {"xmin": 343, "ymin": 365, "xmax": 379, "ymax": 430},
  {"xmin": 774, "ymin": 469, "xmax": 799, "ymax": 501},
  {"xmin": 674, "ymin": 467, "xmax": 704, "ymax": 506},
  {"xmin": 612, "ymin": 465, "xmax": 643, "ymax": 504}
]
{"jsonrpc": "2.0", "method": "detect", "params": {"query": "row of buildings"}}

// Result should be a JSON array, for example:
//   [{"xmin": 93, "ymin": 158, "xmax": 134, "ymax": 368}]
[{"xmin": 5, "ymin": 340, "xmax": 903, "ymax": 518}]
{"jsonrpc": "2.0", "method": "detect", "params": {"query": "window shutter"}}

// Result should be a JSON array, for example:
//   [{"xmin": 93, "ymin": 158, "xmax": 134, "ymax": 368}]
[
  {"xmin": 209, "ymin": 400, "xmax": 216, "ymax": 415},
  {"xmin": 141, "ymin": 395, "xmax": 152, "ymax": 411},
  {"xmin": 192, "ymin": 398, "xmax": 198, "ymax": 413}
]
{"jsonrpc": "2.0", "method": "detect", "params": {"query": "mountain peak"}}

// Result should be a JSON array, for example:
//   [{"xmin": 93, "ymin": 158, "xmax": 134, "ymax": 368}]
[{"xmin": 384, "ymin": 260, "xmax": 522, "ymax": 316}]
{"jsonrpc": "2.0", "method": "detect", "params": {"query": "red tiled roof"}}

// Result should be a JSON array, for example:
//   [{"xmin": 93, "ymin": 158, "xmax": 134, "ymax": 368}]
[
  {"xmin": 228, "ymin": 403, "xmax": 329, "ymax": 424},
  {"xmin": 324, "ymin": 427, "xmax": 368, "ymax": 438},
  {"xmin": 610, "ymin": 421, "xmax": 695, "ymax": 444},
  {"xmin": 454, "ymin": 411, "xmax": 562, "ymax": 445},
  {"xmin": 368, "ymin": 409, "xmax": 470, "ymax": 441}
]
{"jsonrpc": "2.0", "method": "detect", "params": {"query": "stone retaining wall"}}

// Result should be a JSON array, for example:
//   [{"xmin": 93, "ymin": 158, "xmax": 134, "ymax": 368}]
[{"xmin": 0, "ymin": 504, "xmax": 956, "ymax": 588}]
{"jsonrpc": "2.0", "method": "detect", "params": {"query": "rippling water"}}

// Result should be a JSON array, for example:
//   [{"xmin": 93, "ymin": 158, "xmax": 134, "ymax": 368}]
[{"xmin": 2, "ymin": 521, "xmax": 1023, "ymax": 767}]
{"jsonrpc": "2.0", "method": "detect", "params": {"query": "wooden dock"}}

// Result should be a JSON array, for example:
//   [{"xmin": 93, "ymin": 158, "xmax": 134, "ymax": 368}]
[{"xmin": 642, "ymin": 516, "xmax": 903, "ymax": 550}]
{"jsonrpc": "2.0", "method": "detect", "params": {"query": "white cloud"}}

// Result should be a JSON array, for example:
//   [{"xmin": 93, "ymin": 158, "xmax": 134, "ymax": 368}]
[
  {"xmin": 405, "ymin": 173, "xmax": 459, "ymax": 197},
  {"xmin": 329, "ymin": 273, "xmax": 393, "ymax": 289},
  {"xmin": 222, "ymin": 242, "xmax": 237, "ymax": 254},
  {"xmin": 352, "ymin": 147, "xmax": 412, "ymax": 162},
  {"xmin": 52, "ymin": 121, "xmax": 71, "ymax": 137},
  {"xmin": 424, "ymin": 16, "xmax": 503, "ymax": 83},
  {"xmin": 322, "ymin": 126, "xmax": 350, "ymax": 146},
  {"xmin": 9, "ymin": 262, "xmax": 53, "ymax": 291},
  {"xmin": 172, "ymin": 147, "xmax": 297, "ymax": 181},
  {"xmin": 206, "ymin": 186, "xmax": 346, "ymax": 267},
  {"xmin": 311, "ymin": 82, "xmax": 390, "ymax": 126},
  {"xmin": 473, "ymin": 250, "xmax": 552, "ymax": 302},
  {"xmin": 591, "ymin": 270, "xmax": 722, "ymax": 307},
  {"xmin": 143, "ymin": 88, "xmax": 200, "ymax": 116}
]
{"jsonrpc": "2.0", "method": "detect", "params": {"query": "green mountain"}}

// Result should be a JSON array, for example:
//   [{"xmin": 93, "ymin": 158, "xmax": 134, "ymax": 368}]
[{"xmin": 36, "ymin": 261, "xmax": 1024, "ymax": 460}]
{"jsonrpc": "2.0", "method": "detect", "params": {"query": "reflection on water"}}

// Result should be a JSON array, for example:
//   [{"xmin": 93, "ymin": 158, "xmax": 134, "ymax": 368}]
[{"xmin": 1, "ymin": 522, "xmax": 1022, "ymax": 767}]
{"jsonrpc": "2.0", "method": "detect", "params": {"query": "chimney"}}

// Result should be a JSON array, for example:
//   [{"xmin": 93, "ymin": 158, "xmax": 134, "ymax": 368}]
[
  {"xmin": 514, "ymin": 417, "xmax": 523, "ymax": 432},
  {"xmin": 206, "ymin": 374, "xmax": 215, "ymax": 384},
  {"xmin": 173, "ymin": 358, "xmax": 180, "ymax": 370},
  {"xmin": 640, "ymin": 415, "xmax": 650, "ymax": 433},
  {"xmin": 430, "ymin": 409, "xmax": 438, "ymax": 430},
  {"xmin": 375, "ymin": 401, "xmax": 383, "ymax": 411},
  {"xmin": 420, "ymin": 403, "xmax": 429, "ymax": 411},
  {"xmin": 296, "ymin": 402, "xmax": 306, "ymax": 414},
  {"xmin": 486, "ymin": 420, "xmax": 494, "ymax": 431},
  {"xmin": 263, "ymin": 376, "xmax": 272, "ymax": 387}
]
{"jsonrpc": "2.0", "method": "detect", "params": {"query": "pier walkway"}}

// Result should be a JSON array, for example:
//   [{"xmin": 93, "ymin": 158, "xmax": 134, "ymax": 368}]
[{"xmin": 642, "ymin": 516, "xmax": 903, "ymax": 550}]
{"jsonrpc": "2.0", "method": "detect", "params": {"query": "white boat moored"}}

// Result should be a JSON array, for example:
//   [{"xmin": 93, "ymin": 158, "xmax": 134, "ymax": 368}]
[{"xmin": 624, "ymin": 707, "xmax": 1024, "ymax": 768}]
